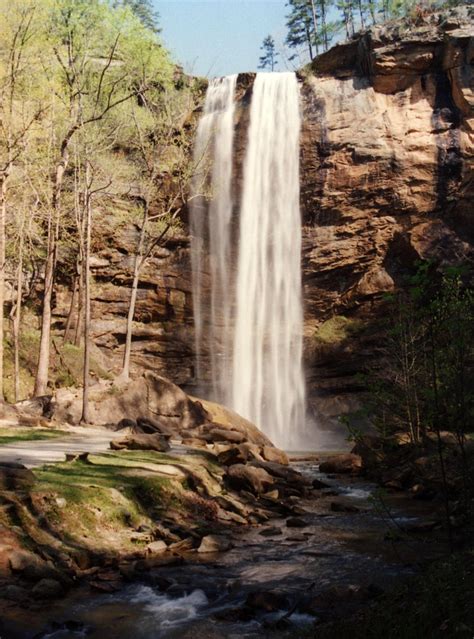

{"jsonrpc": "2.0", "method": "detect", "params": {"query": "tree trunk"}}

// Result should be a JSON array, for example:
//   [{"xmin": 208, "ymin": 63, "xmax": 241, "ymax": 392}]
[
  {"xmin": 0, "ymin": 177, "xmax": 6, "ymax": 401},
  {"xmin": 309, "ymin": 0, "xmax": 319, "ymax": 56},
  {"xmin": 81, "ymin": 185, "xmax": 92, "ymax": 424},
  {"xmin": 13, "ymin": 225, "xmax": 24, "ymax": 402},
  {"xmin": 34, "ymin": 151, "xmax": 68, "ymax": 396},
  {"xmin": 63, "ymin": 272, "xmax": 79, "ymax": 344}
]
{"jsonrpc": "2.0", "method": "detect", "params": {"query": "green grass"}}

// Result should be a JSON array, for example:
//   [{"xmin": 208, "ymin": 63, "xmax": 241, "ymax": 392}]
[
  {"xmin": 0, "ymin": 428, "xmax": 68, "ymax": 445},
  {"xmin": 314, "ymin": 315, "xmax": 363, "ymax": 345},
  {"xmin": 291, "ymin": 552, "xmax": 474, "ymax": 639}
]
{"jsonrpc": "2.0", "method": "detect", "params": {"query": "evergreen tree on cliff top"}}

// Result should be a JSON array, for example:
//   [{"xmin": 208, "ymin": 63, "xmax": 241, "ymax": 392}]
[
  {"xmin": 258, "ymin": 35, "xmax": 279, "ymax": 71},
  {"xmin": 114, "ymin": 0, "xmax": 160, "ymax": 33}
]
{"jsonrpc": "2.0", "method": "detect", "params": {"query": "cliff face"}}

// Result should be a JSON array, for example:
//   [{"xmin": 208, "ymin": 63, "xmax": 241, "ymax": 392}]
[
  {"xmin": 55, "ymin": 8, "xmax": 473, "ymax": 431},
  {"xmin": 299, "ymin": 7, "xmax": 473, "ymax": 426}
]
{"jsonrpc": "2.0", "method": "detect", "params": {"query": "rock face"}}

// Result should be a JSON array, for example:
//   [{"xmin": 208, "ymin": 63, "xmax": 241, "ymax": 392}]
[{"xmin": 51, "ymin": 8, "xmax": 473, "ymax": 435}]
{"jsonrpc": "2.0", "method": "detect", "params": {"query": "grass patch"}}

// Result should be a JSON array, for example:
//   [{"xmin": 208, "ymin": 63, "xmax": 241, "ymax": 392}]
[
  {"xmin": 0, "ymin": 428, "xmax": 67, "ymax": 445},
  {"xmin": 314, "ymin": 315, "xmax": 363, "ymax": 345}
]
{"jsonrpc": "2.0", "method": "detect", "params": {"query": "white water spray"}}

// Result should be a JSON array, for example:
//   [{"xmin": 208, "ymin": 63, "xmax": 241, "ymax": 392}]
[{"xmin": 191, "ymin": 72, "xmax": 306, "ymax": 450}]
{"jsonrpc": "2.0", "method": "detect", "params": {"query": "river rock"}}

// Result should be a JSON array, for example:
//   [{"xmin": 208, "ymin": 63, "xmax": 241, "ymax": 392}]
[
  {"xmin": 286, "ymin": 517, "xmax": 308, "ymax": 528},
  {"xmin": 147, "ymin": 540, "xmax": 168, "ymax": 554},
  {"xmin": 225, "ymin": 464, "xmax": 274, "ymax": 495},
  {"xmin": 197, "ymin": 534, "xmax": 233, "ymax": 553},
  {"xmin": 319, "ymin": 454, "xmax": 362, "ymax": 475},
  {"xmin": 32, "ymin": 578, "xmax": 64, "ymax": 599},
  {"xmin": 245, "ymin": 590, "xmax": 288, "ymax": 612}
]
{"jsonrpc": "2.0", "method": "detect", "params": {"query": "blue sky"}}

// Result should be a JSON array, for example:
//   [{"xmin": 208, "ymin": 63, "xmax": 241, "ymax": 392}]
[{"xmin": 156, "ymin": 1, "xmax": 295, "ymax": 78}]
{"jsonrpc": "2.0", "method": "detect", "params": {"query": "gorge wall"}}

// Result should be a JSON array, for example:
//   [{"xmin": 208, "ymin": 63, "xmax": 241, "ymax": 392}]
[{"xmin": 54, "ymin": 7, "xmax": 473, "ymax": 432}]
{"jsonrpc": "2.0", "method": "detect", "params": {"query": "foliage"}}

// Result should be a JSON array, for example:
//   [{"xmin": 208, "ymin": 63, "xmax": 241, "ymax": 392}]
[
  {"xmin": 366, "ymin": 263, "xmax": 474, "ymax": 445},
  {"xmin": 285, "ymin": 0, "xmax": 469, "ymax": 62},
  {"xmin": 296, "ymin": 552, "xmax": 474, "ymax": 639},
  {"xmin": 314, "ymin": 315, "xmax": 363, "ymax": 344},
  {"xmin": 258, "ymin": 35, "xmax": 279, "ymax": 71}
]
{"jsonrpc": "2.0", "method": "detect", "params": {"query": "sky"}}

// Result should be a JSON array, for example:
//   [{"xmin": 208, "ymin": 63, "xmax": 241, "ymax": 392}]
[{"xmin": 156, "ymin": 0, "xmax": 294, "ymax": 78}]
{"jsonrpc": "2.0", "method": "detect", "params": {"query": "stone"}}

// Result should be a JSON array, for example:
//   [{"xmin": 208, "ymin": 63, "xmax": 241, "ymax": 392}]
[
  {"xmin": 312, "ymin": 478, "xmax": 331, "ymax": 489},
  {"xmin": 286, "ymin": 517, "xmax": 308, "ymax": 528},
  {"xmin": 0, "ymin": 462, "xmax": 35, "ymax": 490},
  {"xmin": 319, "ymin": 454, "xmax": 362, "ymax": 475},
  {"xmin": 110, "ymin": 433, "xmax": 170, "ymax": 452},
  {"xmin": 225, "ymin": 464, "xmax": 274, "ymax": 495},
  {"xmin": 259, "ymin": 526, "xmax": 282, "ymax": 537},
  {"xmin": 330, "ymin": 501, "xmax": 360, "ymax": 513},
  {"xmin": 31, "ymin": 578, "xmax": 64, "ymax": 599},
  {"xmin": 147, "ymin": 540, "xmax": 168, "ymax": 554},
  {"xmin": 197, "ymin": 534, "xmax": 233, "ymax": 553},
  {"xmin": 262, "ymin": 446, "xmax": 289, "ymax": 465},
  {"xmin": 245, "ymin": 590, "xmax": 288, "ymax": 612}
]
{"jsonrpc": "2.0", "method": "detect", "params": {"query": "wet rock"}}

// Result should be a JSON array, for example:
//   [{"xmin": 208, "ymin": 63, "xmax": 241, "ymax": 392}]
[
  {"xmin": 259, "ymin": 526, "xmax": 282, "ymax": 537},
  {"xmin": 110, "ymin": 433, "xmax": 170, "ymax": 452},
  {"xmin": 206, "ymin": 427, "xmax": 247, "ymax": 444},
  {"xmin": 330, "ymin": 501, "xmax": 360, "ymax": 513},
  {"xmin": 214, "ymin": 606, "xmax": 256, "ymax": 622},
  {"xmin": 286, "ymin": 533, "xmax": 307, "ymax": 542},
  {"xmin": 319, "ymin": 454, "xmax": 362, "ymax": 475},
  {"xmin": 245, "ymin": 590, "xmax": 289, "ymax": 612},
  {"xmin": 32, "ymin": 578, "xmax": 64, "ymax": 599},
  {"xmin": 286, "ymin": 517, "xmax": 308, "ymax": 528},
  {"xmin": 312, "ymin": 478, "xmax": 331, "ymax": 489},
  {"xmin": 225, "ymin": 464, "xmax": 274, "ymax": 495},
  {"xmin": 197, "ymin": 534, "xmax": 233, "ymax": 553}
]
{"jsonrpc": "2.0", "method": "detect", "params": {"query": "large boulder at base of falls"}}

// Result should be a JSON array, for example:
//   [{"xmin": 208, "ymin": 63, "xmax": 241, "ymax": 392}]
[
  {"xmin": 52, "ymin": 373, "xmax": 279, "ymax": 450},
  {"xmin": 52, "ymin": 373, "xmax": 209, "ymax": 435}
]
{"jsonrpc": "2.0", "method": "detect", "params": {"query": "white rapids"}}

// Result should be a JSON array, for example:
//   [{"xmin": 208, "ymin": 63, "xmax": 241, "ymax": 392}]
[{"xmin": 191, "ymin": 72, "xmax": 307, "ymax": 450}]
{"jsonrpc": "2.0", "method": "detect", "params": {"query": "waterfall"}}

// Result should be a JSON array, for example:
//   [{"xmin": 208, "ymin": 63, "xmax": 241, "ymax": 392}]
[
  {"xmin": 190, "ymin": 74, "xmax": 237, "ymax": 404},
  {"xmin": 232, "ymin": 73, "xmax": 305, "ymax": 450},
  {"xmin": 191, "ymin": 72, "xmax": 306, "ymax": 450}
]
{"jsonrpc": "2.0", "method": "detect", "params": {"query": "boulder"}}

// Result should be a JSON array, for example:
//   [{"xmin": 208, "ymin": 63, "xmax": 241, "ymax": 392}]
[
  {"xmin": 0, "ymin": 462, "xmax": 35, "ymax": 490},
  {"xmin": 319, "ymin": 454, "xmax": 362, "ymax": 475},
  {"xmin": 146, "ymin": 540, "xmax": 168, "ymax": 554},
  {"xmin": 197, "ymin": 534, "xmax": 233, "ymax": 553},
  {"xmin": 32, "ymin": 578, "xmax": 64, "ymax": 599},
  {"xmin": 245, "ymin": 590, "xmax": 288, "ymax": 612},
  {"xmin": 262, "ymin": 446, "xmax": 289, "ymax": 466},
  {"xmin": 110, "ymin": 433, "xmax": 170, "ymax": 452},
  {"xmin": 225, "ymin": 464, "xmax": 274, "ymax": 495},
  {"xmin": 286, "ymin": 517, "xmax": 308, "ymax": 528}
]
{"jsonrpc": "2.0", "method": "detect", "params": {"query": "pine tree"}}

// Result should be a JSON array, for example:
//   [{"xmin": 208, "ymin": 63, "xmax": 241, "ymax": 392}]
[
  {"xmin": 116, "ymin": 0, "xmax": 160, "ymax": 33},
  {"xmin": 285, "ymin": 0, "xmax": 317, "ymax": 60},
  {"xmin": 258, "ymin": 35, "xmax": 279, "ymax": 71}
]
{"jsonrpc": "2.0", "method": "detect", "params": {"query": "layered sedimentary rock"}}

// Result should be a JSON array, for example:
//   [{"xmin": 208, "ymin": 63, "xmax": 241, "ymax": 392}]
[{"xmin": 53, "ymin": 7, "xmax": 473, "ymax": 430}]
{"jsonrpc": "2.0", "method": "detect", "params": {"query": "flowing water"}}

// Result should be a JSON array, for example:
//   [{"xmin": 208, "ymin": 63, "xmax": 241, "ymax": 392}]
[
  {"xmin": 190, "ymin": 74, "xmax": 237, "ymax": 405},
  {"xmin": 191, "ymin": 72, "xmax": 306, "ymax": 450}
]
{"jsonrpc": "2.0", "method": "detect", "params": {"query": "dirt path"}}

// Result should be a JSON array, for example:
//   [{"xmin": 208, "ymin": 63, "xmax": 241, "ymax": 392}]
[{"xmin": 0, "ymin": 426, "xmax": 122, "ymax": 468}]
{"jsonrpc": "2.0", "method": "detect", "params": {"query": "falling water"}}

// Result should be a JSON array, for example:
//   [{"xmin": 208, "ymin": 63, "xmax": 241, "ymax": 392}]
[
  {"xmin": 190, "ymin": 74, "xmax": 237, "ymax": 404},
  {"xmin": 231, "ymin": 73, "xmax": 305, "ymax": 450},
  {"xmin": 191, "ymin": 72, "xmax": 306, "ymax": 450}
]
